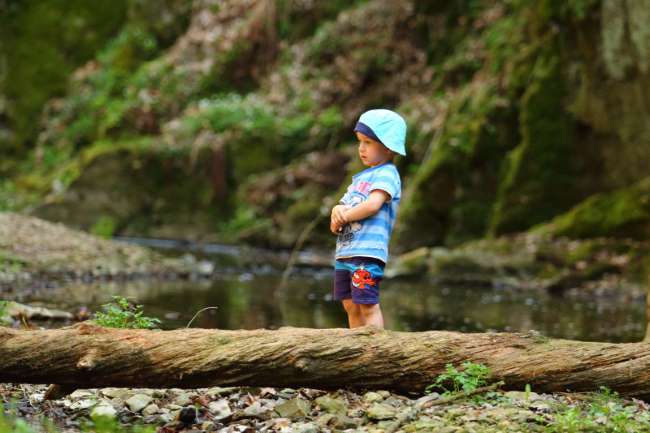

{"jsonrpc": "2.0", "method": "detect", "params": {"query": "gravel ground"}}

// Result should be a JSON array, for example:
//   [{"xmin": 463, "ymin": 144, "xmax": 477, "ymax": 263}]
[{"xmin": 2, "ymin": 383, "xmax": 650, "ymax": 433}]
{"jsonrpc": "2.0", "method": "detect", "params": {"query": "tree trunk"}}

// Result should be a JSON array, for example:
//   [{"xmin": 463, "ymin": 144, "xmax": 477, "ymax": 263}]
[{"xmin": 2, "ymin": 323, "xmax": 650, "ymax": 398}]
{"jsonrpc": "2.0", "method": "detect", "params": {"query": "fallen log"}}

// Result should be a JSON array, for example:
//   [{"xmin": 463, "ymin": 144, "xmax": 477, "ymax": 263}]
[{"xmin": 2, "ymin": 323, "xmax": 650, "ymax": 399}]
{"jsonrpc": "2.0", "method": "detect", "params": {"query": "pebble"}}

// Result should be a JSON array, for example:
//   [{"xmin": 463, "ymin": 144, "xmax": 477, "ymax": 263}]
[
  {"xmin": 209, "ymin": 399, "xmax": 232, "ymax": 420},
  {"xmin": 4, "ymin": 383, "xmax": 650, "ymax": 433},
  {"xmin": 125, "ymin": 394, "xmax": 153, "ymax": 412},
  {"xmin": 142, "ymin": 403, "xmax": 160, "ymax": 416},
  {"xmin": 91, "ymin": 403, "xmax": 117, "ymax": 419},
  {"xmin": 363, "ymin": 391, "xmax": 385, "ymax": 403}
]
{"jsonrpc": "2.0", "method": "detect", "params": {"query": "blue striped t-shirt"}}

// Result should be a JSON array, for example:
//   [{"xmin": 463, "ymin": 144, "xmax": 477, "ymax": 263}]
[{"xmin": 335, "ymin": 162, "xmax": 401, "ymax": 264}]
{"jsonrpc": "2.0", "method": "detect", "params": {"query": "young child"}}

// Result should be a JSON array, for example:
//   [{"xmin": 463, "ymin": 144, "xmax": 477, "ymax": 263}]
[{"xmin": 330, "ymin": 109, "xmax": 406, "ymax": 329}]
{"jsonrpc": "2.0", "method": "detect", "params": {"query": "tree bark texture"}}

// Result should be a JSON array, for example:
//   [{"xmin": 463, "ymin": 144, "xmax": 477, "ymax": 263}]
[{"xmin": 2, "ymin": 323, "xmax": 650, "ymax": 398}]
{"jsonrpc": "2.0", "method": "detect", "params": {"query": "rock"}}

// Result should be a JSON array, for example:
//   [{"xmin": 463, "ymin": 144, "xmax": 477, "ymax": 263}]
[
  {"xmin": 206, "ymin": 387, "xmax": 238, "ymax": 398},
  {"xmin": 67, "ymin": 398, "xmax": 97, "ymax": 410},
  {"xmin": 125, "ymin": 394, "xmax": 153, "ymax": 412},
  {"xmin": 178, "ymin": 406, "xmax": 197, "ymax": 424},
  {"xmin": 289, "ymin": 421, "xmax": 319, "ymax": 433},
  {"xmin": 243, "ymin": 401, "xmax": 271, "ymax": 418},
  {"xmin": 316, "ymin": 413, "xmax": 359, "ymax": 429},
  {"xmin": 268, "ymin": 417, "xmax": 292, "ymax": 429},
  {"xmin": 142, "ymin": 403, "xmax": 160, "ymax": 416},
  {"xmin": 367, "ymin": 403, "xmax": 398, "ymax": 420},
  {"xmin": 529, "ymin": 401, "xmax": 552, "ymax": 412},
  {"xmin": 363, "ymin": 391, "xmax": 385, "ymax": 403},
  {"xmin": 274, "ymin": 398, "xmax": 311, "ymax": 419},
  {"xmin": 437, "ymin": 427, "xmax": 463, "ymax": 433},
  {"xmin": 208, "ymin": 399, "xmax": 232, "ymax": 420},
  {"xmin": 314, "ymin": 395, "xmax": 347, "ymax": 415},
  {"xmin": 384, "ymin": 247, "xmax": 431, "ymax": 278},
  {"xmin": 91, "ymin": 403, "xmax": 117, "ymax": 419},
  {"xmin": 172, "ymin": 391, "xmax": 194, "ymax": 406},
  {"xmin": 5, "ymin": 301, "xmax": 74, "ymax": 320},
  {"xmin": 158, "ymin": 409, "xmax": 174, "ymax": 423},
  {"xmin": 100, "ymin": 388, "xmax": 129, "ymax": 399},
  {"xmin": 69, "ymin": 389, "xmax": 95, "ymax": 399},
  {"xmin": 198, "ymin": 260, "xmax": 214, "ymax": 274},
  {"xmin": 415, "ymin": 393, "xmax": 440, "ymax": 407},
  {"xmin": 505, "ymin": 390, "xmax": 542, "ymax": 402}
]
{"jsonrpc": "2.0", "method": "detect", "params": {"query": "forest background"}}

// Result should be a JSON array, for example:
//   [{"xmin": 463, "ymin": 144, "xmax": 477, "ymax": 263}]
[{"xmin": 1, "ymin": 0, "xmax": 650, "ymax": 302}]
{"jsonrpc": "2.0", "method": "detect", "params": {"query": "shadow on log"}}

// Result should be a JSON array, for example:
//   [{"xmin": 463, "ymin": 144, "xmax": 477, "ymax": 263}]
[{"xmin": 2, "ymin": 323, "xmax": 650, "ymax": 399}]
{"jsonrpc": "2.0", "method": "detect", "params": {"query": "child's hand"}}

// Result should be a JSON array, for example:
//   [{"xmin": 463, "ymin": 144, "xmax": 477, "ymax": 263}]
[
  {"xmin": 331, "ymin": 205, "xmax": 349, "ymax": 228},
  {"xmin": 330, "ymin": 220, "xmax": 341, "ymax": 235}
]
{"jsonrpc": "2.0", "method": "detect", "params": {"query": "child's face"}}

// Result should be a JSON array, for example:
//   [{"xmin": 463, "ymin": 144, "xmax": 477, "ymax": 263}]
[{"xmin": 356, "ymin": 132, "xmax": 393, "ymax": 167}]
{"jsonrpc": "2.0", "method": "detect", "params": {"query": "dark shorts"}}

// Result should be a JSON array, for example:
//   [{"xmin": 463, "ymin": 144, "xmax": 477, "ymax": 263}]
[{"xmin": 333, "ymin": 257, "xmax": 385, "ymax": 305}]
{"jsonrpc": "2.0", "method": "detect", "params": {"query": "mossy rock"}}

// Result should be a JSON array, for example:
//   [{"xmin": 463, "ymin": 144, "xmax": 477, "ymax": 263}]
[
  {"xmin": 396, "ymin": 81, "xmax": 516, "ymax": 250},
  {"xmin": 534, "ymin": 177, "xmax": 650, "ymax": 239},
  {"xmin": 489, "ymin": 45, "xmax": 576, "ymax": 235},
  {"xmin": 32, "ymin": 139, "xmax": 228, "ymax": 240}
]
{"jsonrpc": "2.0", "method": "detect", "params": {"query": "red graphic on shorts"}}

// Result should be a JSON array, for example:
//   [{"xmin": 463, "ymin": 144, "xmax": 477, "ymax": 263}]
[{"xmin": 352, "ymin": 268, "xmax": 376, "ymax": 289}]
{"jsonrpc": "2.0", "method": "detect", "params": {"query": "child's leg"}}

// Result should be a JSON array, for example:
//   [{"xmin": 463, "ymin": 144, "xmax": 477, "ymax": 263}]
[
  {"xmin": 359, "ymin": 303, "xmax": 384, "ymax": 328},
  {"xmin": 342, "ymin": 299, "xmax": 364, "ymax": 328}
]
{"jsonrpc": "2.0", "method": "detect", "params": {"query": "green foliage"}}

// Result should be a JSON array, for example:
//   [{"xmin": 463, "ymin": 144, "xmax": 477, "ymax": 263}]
[
  {"xmin": 174, "ymin": 94, "xmax": 343, "ymax": 181},
  {"xmin": 94, "ymin": 296, "xmax": 161, "ymax": 329},
  {"xmin": 0, "ymin": 406, "xmax": 155, "ymax": 433},
  {"xmin": 90, "ymin": 216, "xmax": 118, "ymax": 239},
  {"xmin": 426, "ymin": 362, "xmax": 491, "ymax": 396},
  {"xmin": 86, "ymin": 414, "xmax": 155, "ymax": 433},
  {"xmin": 0, "ymin": 300, "xmax": 8, "ymax": 324},
  {"xmin": 217, "ymin": 206, "xmax": 272, "ymax": 242},
  {"xmin": 535, "ymin": 177, "xmax": 650, "ymax": 239},
  {"xmin": 542, "ymin": 386, "xmax": 650, "ymax": 433},
  {"xmin": 0, "ymin": 0, "xmax": 128, "ymax": 152},
  {"xmin": 55, "ymin": 26, "xmax": 160, "ymax": 148}
]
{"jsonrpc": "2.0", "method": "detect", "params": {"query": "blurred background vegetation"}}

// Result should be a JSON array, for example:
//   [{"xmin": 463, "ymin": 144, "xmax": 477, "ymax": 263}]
[{"xmin": 1, "ymin": 0, "xmax": 649, "ymax": 257}]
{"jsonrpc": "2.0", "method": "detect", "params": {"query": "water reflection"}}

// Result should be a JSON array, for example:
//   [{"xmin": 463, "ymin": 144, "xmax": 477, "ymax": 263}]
[{"xmin": 20, "ymin": 271, "xmax": 646, "ymax": 343}]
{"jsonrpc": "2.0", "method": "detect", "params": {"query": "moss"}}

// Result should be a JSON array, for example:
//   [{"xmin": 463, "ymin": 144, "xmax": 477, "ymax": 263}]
[
  {"xmin": 90, "ymin": 216, "xmax": 118, "ymax": 239},
  {"xmin": 208, "ymin": 335, "xmax": 233, "ymax": 346},
  {"xmin": 489, "ymin": 46, "xmax": 576, "ymax": 235},
  {"xmin": 397, "ymin": 79, "xmax": 514, "ymax": 249},
  {"xmin": 534, "ymin": 177, "xmax": 650, "ymax": 239}
]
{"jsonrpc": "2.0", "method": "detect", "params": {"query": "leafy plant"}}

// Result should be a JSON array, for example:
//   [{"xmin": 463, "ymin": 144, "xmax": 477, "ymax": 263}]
[
  {"xmin": 94, "ymin": 296, "xmax": 160, "ymax": 329},
  {"xmin": 426, "ymin": 361, "xmax": 491, "ymax": 396},
  {"xmin": 90, "ymin": 215, "xmax": 117, "ymax": 239},
  {"xmin": 0, "ymin": 300, "xmax": 11, "ymax": 326},
  {"xmin": 544, "ymin": 387, "xmax": 650, "ymax": 433}
]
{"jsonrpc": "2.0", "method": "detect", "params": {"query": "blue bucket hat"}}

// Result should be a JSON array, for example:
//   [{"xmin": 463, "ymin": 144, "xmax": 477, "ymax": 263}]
[{"xmin": 353, "ymin": 109, "xmax": 407, "ymax": 156}]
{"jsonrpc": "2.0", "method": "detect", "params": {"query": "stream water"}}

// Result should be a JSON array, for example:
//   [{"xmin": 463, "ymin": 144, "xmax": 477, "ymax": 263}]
[{"xmin": 15, "ymin": 238, "xmax": 648, "ymax": 343}]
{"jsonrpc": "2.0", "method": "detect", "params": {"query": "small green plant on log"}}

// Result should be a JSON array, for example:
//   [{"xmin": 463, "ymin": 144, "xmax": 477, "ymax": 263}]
[
  {"xmin": 94, "ymin": 296, "xmax": 160, "ymax": 329},
  {"xmin": 426, "ymin": 361, "xmax": 491, "ymax": 396}
]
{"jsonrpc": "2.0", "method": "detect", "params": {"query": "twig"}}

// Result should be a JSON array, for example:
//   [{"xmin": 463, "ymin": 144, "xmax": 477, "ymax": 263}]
[
  {"xmin": 276, "ymin": 210, "xmax": 327, "ymax": 292},
  {"xmin": 385, "ymin": 381, "xmax": 505, "ymax": 433},
  {"xmin": 186, "ymin": 307, "xmax": 219, "ymax": 328}
]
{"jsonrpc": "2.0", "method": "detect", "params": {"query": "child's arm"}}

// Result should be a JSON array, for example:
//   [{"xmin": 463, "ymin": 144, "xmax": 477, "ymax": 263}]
[
  {"xmin": 330, "ymin": 204, "xmax": 348, "ymax": 234},
  {"xmin": 342, "ymin": 190, "xmax": 390, "ymax": 223}
]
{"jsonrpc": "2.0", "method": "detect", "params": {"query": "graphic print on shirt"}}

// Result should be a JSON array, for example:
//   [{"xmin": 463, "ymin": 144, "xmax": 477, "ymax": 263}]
[
  {"xmin": 339, "ymin": 221, "xmax": 362, "ymax": 247},
  {"xmin": 351, "ymin": 266, "xmax": 376, "ymax": 290}
]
